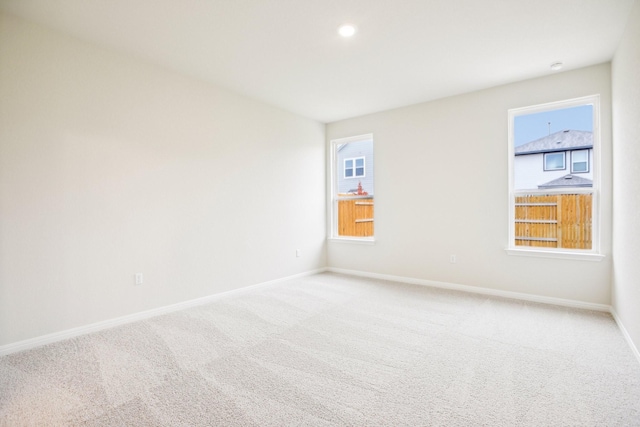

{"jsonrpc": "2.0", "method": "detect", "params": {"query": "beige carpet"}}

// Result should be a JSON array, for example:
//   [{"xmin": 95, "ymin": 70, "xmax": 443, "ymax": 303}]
[{"xmin": 1, "ymin": 273, "xmax": 639, "ymax": 426}]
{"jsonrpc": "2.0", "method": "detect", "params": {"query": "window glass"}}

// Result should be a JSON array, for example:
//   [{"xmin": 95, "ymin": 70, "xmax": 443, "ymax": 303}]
[
  {"xmin": 332, "ymin": 137, "xmax": 374, "ymax": 239},
  {"xmin": 345, "ymin": 159, "xmax": 353, "ymax": 177},
  {"xmin": 355, "ymin": 158, "xmax": 365, "ymax": 176},
  {"xmin": 544, "ymin": 152, "xmax": 565, "ymax": 170},
  {"xmin": 510, "ymin": 97, "xmax": 598, "ymax": 253},
  {"xmin": 345, "ymin": 157, "xmax": 365, "ymax": 178},
  {"xmin": 572, "ymin": 150, "xmax": 588, "ymax": 173}
]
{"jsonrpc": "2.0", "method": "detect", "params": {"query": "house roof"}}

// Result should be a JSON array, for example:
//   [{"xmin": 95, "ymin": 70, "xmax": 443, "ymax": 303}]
[
  {"xmin": 538, "ymin": 174, "xmax": 593, "ymax": 189},
  {"xmin": 515, "ymin": 130, "xmax": 593, "ymax": 155}
]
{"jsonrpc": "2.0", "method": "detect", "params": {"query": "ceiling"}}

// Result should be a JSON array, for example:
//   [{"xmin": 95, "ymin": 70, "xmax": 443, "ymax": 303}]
[{"xmin": 0, "ymin": 0, "xmax": 635, "ymax": 123}]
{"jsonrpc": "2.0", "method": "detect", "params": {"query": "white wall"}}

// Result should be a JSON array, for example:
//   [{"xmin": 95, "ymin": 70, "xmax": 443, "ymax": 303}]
[
  {"xmin": 0, "ymin": 13, "xmax": 326, "ymax": 346},
  {"xmin": 327, "ymin": 63, "xmax": 612, "ymax": 304},
  {"xmin": 612, "ymin": 0, "xmax": 640, "ymax": 355}
]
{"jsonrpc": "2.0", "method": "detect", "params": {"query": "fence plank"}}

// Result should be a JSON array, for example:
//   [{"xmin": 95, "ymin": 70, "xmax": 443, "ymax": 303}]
[
  {"xmin": 338, "ymin": 198, "xmax": 374, "ymax": 237},
  {"xmin": 515, "ymin": 193, "xmax": 591, "ymax": 249}
]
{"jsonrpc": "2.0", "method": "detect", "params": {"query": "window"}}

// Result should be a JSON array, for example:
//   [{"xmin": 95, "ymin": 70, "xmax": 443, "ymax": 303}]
[
  {"xmin": 344, "ymin": 157, "xmax": 365, "ymax": 178},
  {"xmin": 330, "ymin": 135, "xmax": 374, "ymax": 240},
  {"xmin": 544, "ymin": 152, "xmax": 565, "ymax": 170},
  {"xmin": 508, "ymin": 95, "xmax": 601, "ymax": 260},
  {"xmin": 571, "ymin": 150, "xmax": 589, "ymax": 173}
]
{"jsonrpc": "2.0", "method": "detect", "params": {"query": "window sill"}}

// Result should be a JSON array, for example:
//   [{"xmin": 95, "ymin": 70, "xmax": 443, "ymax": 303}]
[
  {"xmin": 328, "ymin": 237, "xmax": 376, "ymax": 245},
  {"xmin": 505, "ymin": 248, "xmax": 604, "ymax": 262}
]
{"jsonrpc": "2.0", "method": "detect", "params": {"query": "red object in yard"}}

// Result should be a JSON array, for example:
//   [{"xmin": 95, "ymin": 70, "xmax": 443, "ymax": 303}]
[{"xmin": 357, "ymin": 182, "xmax": 368, "ymax": 195}]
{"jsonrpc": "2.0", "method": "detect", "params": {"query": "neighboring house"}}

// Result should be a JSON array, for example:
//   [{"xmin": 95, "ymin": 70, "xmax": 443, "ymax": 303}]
[
  {"xmin": 513, "ymin": 129, "xmax": 593, "ymax": 191},
  {"xmin": 337, "ymin": 139, "xmax": 374, "ymax": 195}
]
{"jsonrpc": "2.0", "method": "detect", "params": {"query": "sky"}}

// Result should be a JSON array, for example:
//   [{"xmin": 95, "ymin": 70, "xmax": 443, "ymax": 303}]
[{"xmin": 514, "ymin": 104, "xmax": 593, "ymax": 146}]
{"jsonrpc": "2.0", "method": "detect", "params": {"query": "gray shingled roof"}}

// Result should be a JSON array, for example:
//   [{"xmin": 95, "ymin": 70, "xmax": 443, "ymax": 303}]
[
  {"xmin": 538, "ymin": 174, "xmax": 593, "ymax": 189},
  {"xmin": 515, "ymin": 130, "xmax": 593, "ymax": 155}
]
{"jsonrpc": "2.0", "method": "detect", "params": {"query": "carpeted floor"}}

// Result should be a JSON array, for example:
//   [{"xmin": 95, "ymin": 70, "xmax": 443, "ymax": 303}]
[{"xmin": 1, "ymin": 273, "xmax": 639, "ymax": 426}]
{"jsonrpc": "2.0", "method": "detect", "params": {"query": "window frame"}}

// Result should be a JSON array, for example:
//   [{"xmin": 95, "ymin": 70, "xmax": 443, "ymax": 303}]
[
  {"xmin": 329, "ymin": 134, "xmax": 375, "ymax": 243},
  {"xmin": 543, "ymin": 152, "xmax": 566, "ymax": 171},
  {"xmin": 507, "ymin": 95, "xmax": 603, "ymax": 261},
  {"xmin": 344, "ymin": 156, "xmax": 366, "ymax": 179},
  {"xmin": 571, "ymin": 149, "xmax": 590, "ymax": 173}
]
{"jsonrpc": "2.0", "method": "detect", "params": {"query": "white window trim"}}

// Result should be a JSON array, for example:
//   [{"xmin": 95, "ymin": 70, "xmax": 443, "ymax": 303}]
[
  {"xmin": 543, "ymin": 152, "xmax": 566, "ymax": 171},
  {"xmin": 329, "ymin": 134, "xmax": 374, "ymax": 242},
  {"xmin": 344, "ymin": 156, "xmax": 366, "ymax": 179},
  {"xmin": 328, "ymin": 236, "xmax": 376, "ymax": 244},
  {"xmin": 570, "ymin": 149, "xmax": 590, "ymax": 174},
  {"xmin": 507, "ymin": 95, "xmax": 602, "ymax": 261}
]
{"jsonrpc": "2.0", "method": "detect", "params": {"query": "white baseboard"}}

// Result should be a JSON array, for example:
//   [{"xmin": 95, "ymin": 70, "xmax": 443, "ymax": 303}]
[
  {"xmin": 326, "ymin": 268, "xmax": 640, "ymax": 366},
  {"xmin": 6, "ymin": 266, "xmax": 637, "ymax": 367},
  {"xmin": 326, "ymin": 267, "xmax": 612, "ymax": 312},
  {"xmin": 0, "ymin": 268, "xmax": 327, "ymax": 357},
  {"xmin": 610, "ymin": 308, "xmax": 640, "ymax": 365}
]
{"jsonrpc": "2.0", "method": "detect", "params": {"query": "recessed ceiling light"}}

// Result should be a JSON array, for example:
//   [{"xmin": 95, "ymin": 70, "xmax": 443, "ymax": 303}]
[
  {"xmin": 338, "ymin": 24, "xmax": 357, "ymax": 38},
  {"xmin": 550, "ymin": 62, "xmax": 563, "ymax": 71}
]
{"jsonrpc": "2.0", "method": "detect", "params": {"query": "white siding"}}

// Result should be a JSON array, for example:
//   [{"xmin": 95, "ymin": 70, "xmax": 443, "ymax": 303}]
[
  {"xmin": 336, "ymin": 139, "xmax": 374, "ymax": 195},
  {"xmin": 514, "ymin": 149, "xmax": 593, "ymax": 190}
]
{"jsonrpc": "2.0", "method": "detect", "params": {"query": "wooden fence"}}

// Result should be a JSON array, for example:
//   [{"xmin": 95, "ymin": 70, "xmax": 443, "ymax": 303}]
[
  {"xmin": 515, "ymin": 193, "xmax": 592, "ymax": 249},
  {"xmin": 337, "ymin": 197, "xmax": 374, "ymax": 237}
]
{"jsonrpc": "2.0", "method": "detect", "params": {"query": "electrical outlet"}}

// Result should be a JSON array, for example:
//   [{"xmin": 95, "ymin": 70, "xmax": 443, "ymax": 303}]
[
  {"xmin": 135, "ymin": 273, "xmax": 143, "ymax": 285},
  {"xmin": 449, "ymin": 255, "xmax": 457, "ymax": 264},
  {"xmin": 296, "ymin": 249, "xmax": 301, "ymax": 258}
]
